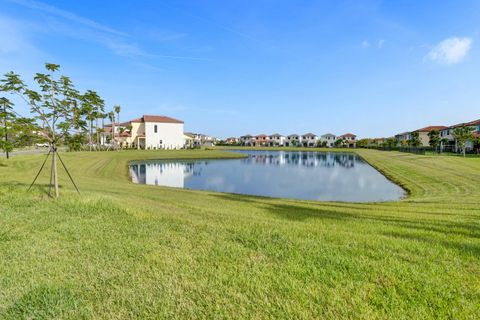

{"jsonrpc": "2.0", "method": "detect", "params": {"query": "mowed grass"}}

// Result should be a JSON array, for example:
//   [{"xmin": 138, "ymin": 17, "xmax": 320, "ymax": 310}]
[{"xmin": 0, "ymin": 148, "xmax": 479, "ymax": 319}]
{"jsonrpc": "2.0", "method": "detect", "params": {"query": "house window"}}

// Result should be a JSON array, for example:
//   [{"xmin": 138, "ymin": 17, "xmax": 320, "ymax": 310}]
[
  {"xmin": 160, "ymin": 140, "xmax": 163, "ymax": 144},
  {"xmin": 154, "ymin": 125, "xmax": 158, "ymax": 133}
]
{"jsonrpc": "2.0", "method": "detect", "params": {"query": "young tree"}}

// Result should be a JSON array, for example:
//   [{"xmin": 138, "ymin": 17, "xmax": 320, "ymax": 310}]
[
  {"xmin": 1, "ymin": 63, "xmax": 82, "ymax": 197},
  {"xmin": 0, "ymin": 97, "xmax": 15, "ymax": 158},
  {"xmin": 428, "ymin": 130, "xmax": 440, "ymax": 152},
  {"xmin": 453, "ymin": 126, "xmax": 474, "ymax": 157},
  {"xmin": 409, "ymin": 131, "xmax": 421, "ymax": 147}
]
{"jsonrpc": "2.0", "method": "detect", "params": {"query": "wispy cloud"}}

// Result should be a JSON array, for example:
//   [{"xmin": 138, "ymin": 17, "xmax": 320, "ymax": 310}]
[
  {"xmin": 0, "ymin": 15, "xmax": 37, "ymax": 55},
  {"xmin": 377, "ymin": 39, "xmax": 385, "ymax": 49},
  {"xmin": 7, "ymin": 0, "xmax": 206, "ymax": 62},
  {"xmin": 426, "ymin": 37, "xmax": 472, "ymax": 65},
  {"xmin": 8, "ymin": 0, "xmax": 128, "ymax": 37}
]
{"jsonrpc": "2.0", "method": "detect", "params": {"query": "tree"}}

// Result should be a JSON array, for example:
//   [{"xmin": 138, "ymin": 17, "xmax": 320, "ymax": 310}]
[
  {"xmin": 0, "ymin": 97, "xmax": 15, "ymax": 158},
  {"xmin": 1, "ymin": 63, "xmax": 82, "ymax": 197},
  {"xmin": 334, "ymin": 138, "xmax": 345, "ymax": 147},
  {"xmin": 82, "ymin": 90, "xmax": 104, "ymax": 151},
  {"xmin": 453, "ymin": 126, "xmax": 474, "ymax": 157},
  {"xmin": 384, "ymin": 138, "xmax": 396, "ymax": 148},
  {"xmin": 114, "ymin": 105, "xmax": 121, "ymax": 146},
  {"xmin": 356, "ymin": 138, "xmax": 370, "ymax": 148},
  {"xmin": 428, "ymin": 130, "xmax": 440, "ymax": 152},
  {"xmin": 108, "ymin": 111, "xmax": 115, "ymax": 147},
  {"xmin": 409, "ymin": 131, "xmax": 421, "ymax": 147}
]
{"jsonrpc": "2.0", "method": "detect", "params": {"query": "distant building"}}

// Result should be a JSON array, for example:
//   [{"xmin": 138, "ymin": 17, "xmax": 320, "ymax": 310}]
[
  {"xmin": 301, "ymin": 133, "xmax": 318, "ymax": 147},
  {"xmin": 268, "ymin": 134, "xmax": 286, "ymax": 146},
  {"xmin": 339, "ymin": 133, "xmax": 357, "ymax": 148},
  {"xmin": 285, "ymin": 134, "xmax": 300, "ymax": 147},
  {"xmin": 321, "ymin": 133, "xmax": 337, "ymax": 147},
  {"xmin": 105, "ymin": 115, "xmax": 185, "ymax": 149}
]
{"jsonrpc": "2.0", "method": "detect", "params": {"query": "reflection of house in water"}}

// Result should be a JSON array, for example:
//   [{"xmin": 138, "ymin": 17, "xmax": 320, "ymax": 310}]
[
  {"xmin": 241, "ymin": 152, "xmax": 356, "ymax": 168},
  {"xmin": 129, "ymin": 162, "xmax": 199, "ymax": 187}
]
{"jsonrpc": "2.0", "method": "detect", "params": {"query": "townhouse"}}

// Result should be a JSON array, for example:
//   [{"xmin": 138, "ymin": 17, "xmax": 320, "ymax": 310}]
[
  {"xmin": 268, "ymin": 134, "xmax": 286, "ymax": 147},
  {"xmin": 440, "ymin": 119, "xmax": 480, "ymax": 152},
  {"xmin": 320, "ymin": 133, "xmax": 337, "ymax": 147},
  {"xmin": 285, "ymin": 134, "xmax": 300, "ymax": 147},
  {"xmin": 339, "ymin": 133, "xmax": 357, "ymax": 148},
  {"xmin": 301, "ymin": 133, "xmax": 318, "ymax": 147}
]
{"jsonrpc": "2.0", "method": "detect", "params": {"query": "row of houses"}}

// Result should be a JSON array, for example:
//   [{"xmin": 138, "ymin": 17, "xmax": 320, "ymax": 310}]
[
  {"xmin": 225, "ymin": 133, "xmax": 357, "ymax": 148},
  {"xmin": 394, "ymin": 118, "xmax": 480, "ymax": 152}
]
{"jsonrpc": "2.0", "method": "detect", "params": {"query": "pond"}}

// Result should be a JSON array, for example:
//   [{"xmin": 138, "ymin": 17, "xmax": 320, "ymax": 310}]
[{"xmin": 128, "ymin": 150, "xmax": 405, "ymax": 202}]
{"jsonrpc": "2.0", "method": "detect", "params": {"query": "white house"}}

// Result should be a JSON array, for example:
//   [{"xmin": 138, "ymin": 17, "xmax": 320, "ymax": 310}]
[
  {"xmin": 268, "ymin": 134, "xmax": 286, "ymax": 146},
  {"xmin": 285, "ymin": 134, "xmax": 300, "ymax": 147},
  {"xmin": 112, "ymin": 115, "xmax": 185, "ymax": 149},
  {"xmin": 301, "ymin": 133, "xmax": 318, "ymax": 147},
  {"xmin": 321, "ymin": 133, "xmax": 337, "ymax": 147}
]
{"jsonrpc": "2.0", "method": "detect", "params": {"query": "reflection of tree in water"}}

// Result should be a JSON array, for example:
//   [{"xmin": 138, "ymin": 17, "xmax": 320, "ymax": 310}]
[{"xmin": 241, "ymin": 152, "xmax": 356, "ymax": 168}]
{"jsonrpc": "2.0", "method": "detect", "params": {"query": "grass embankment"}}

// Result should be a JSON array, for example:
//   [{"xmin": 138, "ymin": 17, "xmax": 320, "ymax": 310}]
[{"xmin": 0, "ymin": 148, "xmax": 479, "ymax": 319}]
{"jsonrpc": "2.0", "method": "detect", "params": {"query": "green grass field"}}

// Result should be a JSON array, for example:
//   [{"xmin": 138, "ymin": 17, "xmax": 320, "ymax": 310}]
[{"xmin": 0, "ymin": 148, "xmax": 479, "ymax": 319}]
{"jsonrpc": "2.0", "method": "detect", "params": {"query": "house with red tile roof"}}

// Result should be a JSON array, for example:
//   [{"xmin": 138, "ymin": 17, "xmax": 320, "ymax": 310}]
[
  {"xmin": 339, "ymin": 133, "xmax": 357, "ymax": 148},
  {"xmin": 105, "ymin": 115, "xmax": 185, "ymax": 149}
]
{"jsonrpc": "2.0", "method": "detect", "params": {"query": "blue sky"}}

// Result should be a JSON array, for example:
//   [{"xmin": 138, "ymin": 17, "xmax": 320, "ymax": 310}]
[{"xmin": 1, "ymin": 0, "xmax": 479, "ymax": 138}]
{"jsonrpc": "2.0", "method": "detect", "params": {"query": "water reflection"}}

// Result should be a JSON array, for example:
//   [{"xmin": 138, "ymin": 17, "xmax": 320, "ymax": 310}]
[{"xmin": 129, "ymin": 151, "xmax": 404, "ymax": 202}]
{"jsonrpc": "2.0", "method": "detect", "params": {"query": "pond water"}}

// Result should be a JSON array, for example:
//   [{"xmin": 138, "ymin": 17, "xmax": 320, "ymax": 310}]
[{"xmin": 128, "ymin": 150, "xmax": 405, "ymax": 202}]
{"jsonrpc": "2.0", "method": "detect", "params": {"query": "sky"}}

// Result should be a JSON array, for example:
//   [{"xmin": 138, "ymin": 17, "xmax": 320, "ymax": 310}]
[{"xmin": 0, "ymin": 0, "xmax": 479, "ymax": 138}]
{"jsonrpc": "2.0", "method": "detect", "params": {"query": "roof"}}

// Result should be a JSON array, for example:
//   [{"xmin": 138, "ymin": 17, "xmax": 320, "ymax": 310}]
[
  {"xmin": 395, "ymin": 132, "xmax": 410, "ymax": 136},
  {"xmin": 288, "ymin": 134, "xmax": 299, "ymax": 137},
  {"xmin": 322, "ymin": 133, "xmax": 335, "ymax": 137},
  {"xmin": 130, "ymin": 115, "xmax": 183, "ymax": 124},
  {"xmin": 256, "ymin": 134, "xmax": 268, "ymax": 138},
  {"xmin": 415, "ymin": 125, "xmax": 447, "ymax": 132},
  {"xmin": 184, "ymin": 133, "xmax": 194, "ymax": 138},
  {"xmin": 269, "ymin": 133, "xmax": 284, "ymax": 137},
  {"xmin": 340, "ymin": 133, "xmax": 356, "ymax": 138},
  {"xmin": 302, "ymin": 133, "xmax": 317, "ymax": 137},
  {"xmin": 451, "ymin": 118, "xmax": 480, "ymax": 128}
]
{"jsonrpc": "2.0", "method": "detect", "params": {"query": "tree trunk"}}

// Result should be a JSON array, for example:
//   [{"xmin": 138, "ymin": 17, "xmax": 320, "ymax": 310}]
[
  {"xmin": 96, "ymin": 118, "xmax": 99, "ymax": 149},
  {"xmin": 89, "ymin": 120, "xmax": 93, "ymax": 151},
  {"xmin": 116, "ymin": 112, "xmax": 120, "ymax": 150},
  {"xmin": 101, "ymin": 118, "xmax": 105, "ymax": 146},
  {"xmin": 52, "ymin": 144, "xmax": 59, "ymax": 198},
  {"xmin": 3, "ymin": 103, "xmax": 8, "ymax": 159}
]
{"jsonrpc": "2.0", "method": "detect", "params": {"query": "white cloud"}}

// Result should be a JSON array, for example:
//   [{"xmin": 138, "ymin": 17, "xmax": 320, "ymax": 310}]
[
  {"xmin": 426, "ymin": 37, "xmax": 472, "ymax": 65},
  {"xmin": 377, "ymin": 39, "xmax": 385, "ymax": 49},
  {"xmin": 361, "ymin": 40, "xmax": 370, "ymax": 50}
]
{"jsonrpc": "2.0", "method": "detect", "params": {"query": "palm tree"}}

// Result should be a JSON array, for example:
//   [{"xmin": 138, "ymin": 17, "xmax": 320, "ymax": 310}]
[
  {"xmin": 114, "ymin": 105, "xmax": 121, "ymax": 145},
  {"xmin": 108, "ymin": 111, "xmax": 115, "ymax": 147},
  {"xmin": 100, "ymin": 112, "xmax": 107, "ymax": 146}
]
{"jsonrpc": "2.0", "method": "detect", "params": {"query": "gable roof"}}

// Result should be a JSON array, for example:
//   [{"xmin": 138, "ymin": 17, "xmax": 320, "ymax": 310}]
[
  {"xmin": 130, "ymin": 115, "xmax": 183, "ymax": 124},
  {"xmin": 415, "ymin": 125, "xmax": 447, "ymax": 132},
  {"xmin": 322, "ymin": 133, "xmax": 336, "ymax": 137},
  {"xmin": 302, "ymin": 133, "xmax": 317, "ymax": 137},
  {"xmin": 340, "ymin": 133, "xmax": 356, "ymax": 138}
]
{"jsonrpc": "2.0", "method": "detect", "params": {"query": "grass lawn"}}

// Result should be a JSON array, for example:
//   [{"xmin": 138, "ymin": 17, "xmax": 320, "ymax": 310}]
[{"xmin": 0, "ymin": 148, "xmax": 479, "ymax": 319}]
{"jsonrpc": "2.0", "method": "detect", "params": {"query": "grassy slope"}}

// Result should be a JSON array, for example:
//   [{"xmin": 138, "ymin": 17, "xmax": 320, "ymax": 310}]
[{"xmin": 0, "ymin": 148, "xmax": 479, "ymax": 319}]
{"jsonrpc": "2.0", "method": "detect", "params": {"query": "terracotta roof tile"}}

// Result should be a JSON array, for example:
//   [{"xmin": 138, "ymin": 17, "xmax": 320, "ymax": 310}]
[{"xmin": 416, "ymin": 125, "xmax": 447, "ymax": 132}]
